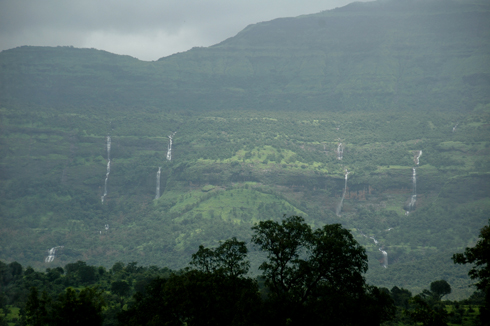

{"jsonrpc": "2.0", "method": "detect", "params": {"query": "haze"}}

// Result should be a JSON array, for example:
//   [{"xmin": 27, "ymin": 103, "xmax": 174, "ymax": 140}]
[{"xmin": 0, "ymin": 0, "xmax": 369, "ymax": 61}]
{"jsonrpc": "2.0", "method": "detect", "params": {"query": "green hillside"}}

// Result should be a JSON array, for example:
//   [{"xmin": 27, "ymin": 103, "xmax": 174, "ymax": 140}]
[{"xmin": 1, "ymin": 0, "xmax": 489, "ymax": 299}]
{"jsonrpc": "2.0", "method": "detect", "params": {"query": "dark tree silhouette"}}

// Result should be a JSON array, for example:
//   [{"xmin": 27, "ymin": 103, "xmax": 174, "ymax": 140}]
[
  {"xmin": 190, "ymin": 237, "xmax": 249, "ymax": 277},
  {"xmin": 252, "ymin": 215, "xmax": 394, "ymax": 325},
  {"xmin": 453, "ymin": 219, "xmax": 490, "ymax": 325},
  {"xmin": 430, "ymin": 280, "xmax": 451, "ymax": 300}
]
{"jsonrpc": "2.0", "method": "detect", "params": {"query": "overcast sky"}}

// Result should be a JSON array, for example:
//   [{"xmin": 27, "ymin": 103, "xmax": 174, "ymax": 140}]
[{"xmin": 0, "ymin": 0, "xmax": 368, "ymax": 61}]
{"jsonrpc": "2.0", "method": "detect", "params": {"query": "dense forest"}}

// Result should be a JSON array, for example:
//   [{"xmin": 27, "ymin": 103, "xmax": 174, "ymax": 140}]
[
  {"xmin": 1, "ymin": 217, "xmax": 488, "ymax": 325},
  {"xmin": 0, "ymin": 0, "xmax": 489, "ymax": 315}
]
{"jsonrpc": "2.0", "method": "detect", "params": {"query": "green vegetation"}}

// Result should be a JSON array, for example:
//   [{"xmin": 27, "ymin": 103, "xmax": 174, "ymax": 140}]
[
  {"xmin": 0, "ymin": 0, "xmax": 489, "ymax": 304},
  {"xmin": 1, "ymin": 218, "xmax": 488, "ymax": 325}
]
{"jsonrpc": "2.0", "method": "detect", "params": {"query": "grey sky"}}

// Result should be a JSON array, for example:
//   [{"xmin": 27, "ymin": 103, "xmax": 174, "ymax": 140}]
[{"xmin": 0, "ymin": 0, "xmax": 368, "ymax": 61}]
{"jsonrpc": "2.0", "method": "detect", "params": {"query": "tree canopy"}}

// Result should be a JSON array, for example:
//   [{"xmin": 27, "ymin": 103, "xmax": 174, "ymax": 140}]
[
  {"xmin": 251, "ymin": 215, "xmax": 394, "ymax": 325},
  {"xmin": 453, "ymin": 219, "xmax": 490, "ymax": 325},
  {"xmin": 190, "ymin": 237, "xmax": 250, "ymax": 277}
]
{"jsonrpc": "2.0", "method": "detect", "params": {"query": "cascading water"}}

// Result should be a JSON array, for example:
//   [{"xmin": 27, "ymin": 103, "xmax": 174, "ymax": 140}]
[
  {"xmin": 166, "ymin": 132, "xmax": 176, "ymax": 161},
  {"xmin": 45, "ymin": 246, "xmax": 63, "ymax": 263},
  {"xmin": 101, "ymin": 136, "xmax": 111, "ymax": 203},
  {"xmin": 336, "ymin": 169, "xmax": 349, "ymax": 216},
  {"xmin": 452, "ymin": 123, "xmax": 459, "ymax": 133},
  {"xmin": 107, "ymin": 135, "xmax": 111, "ymax": 160},
  {"xmin": 337, "ymin": 142, "xmax": 343, "ymax": 160},
  {"xmin": 155, "ymin": 167, "xmax": 161, "ymax": 199},
  {"xmin": 405, "ymin": 167, "xmax": 417, "ymax": 214},
  {"xmin": 405, "ymin": 150, "xmax": 422, "ymax": 214},
  {"xmin": 379, "ymin": 248, "xmax": 388, "ymax": 268},
  {"xmin": 367, "ymin": 236, "xmax": 388, "ymax": 268},
  {"xmin": 414, "ymin": 150, "xmax": 422, "ymax": 165}
]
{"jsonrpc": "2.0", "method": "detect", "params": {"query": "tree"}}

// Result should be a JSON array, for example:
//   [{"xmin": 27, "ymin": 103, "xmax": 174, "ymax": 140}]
[
  {"xmin": 430, "ymin": 280, "xmax": 451, "ymax": 300},
  {"xmin": 25, "ymin": 286, "xmax": 105, "ymax": 326},
  {"xmin": 111, "ymin": 280, "xmax": 131, "ymax": 308},
  {"xmin": 119, "ymin": 271, "xmax": 261, "ymax": 326},
  {"xmin": 406, "ymin": 295, "xmax": 449, "ymax": 326},
  {"xmin": 111, "ymin": 281, "xmax": 131, "ymax": 297},
  {"xmin": 51, "ymin": 287, "xmax": 105, "ymax": 326},
  {"xmin": 64, "ymin": 260, "xmax": 97, "ymax": 283},
  {"xmin": 252, "ymin": 216, "xmax": 366, "ymax": 303},
  {"xmin": 390, "ymin": 286, "xmax": 412, "ymax": 309},
  {"xmin": 25, "ymin": 287, "xmax": 50, "ymax": 326},
  {"xmin": 8, "ymin": 262, "xmax": 23, "ymax": 277},
  {"xmin": 251, "ymin": 215, "xmax": 394, "ymax": 325},
  {"xmin": 453, "ymin": 219, "xmax": 490, "ymax": 325},
  {"xmin": 190, "ymin": 237, "xmax": 249, "ymax": 277},
  {"xmin": 120, "ymin": 238, "xmax": 259, "ymax": 326}
]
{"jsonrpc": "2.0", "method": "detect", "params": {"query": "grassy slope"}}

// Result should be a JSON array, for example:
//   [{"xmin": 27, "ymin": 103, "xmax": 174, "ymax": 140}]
[
  {"xmin": 0, "ymin": 0, "xmax": 489, "ymax": 299},
  {"xmin": 1, "ymin": 104, "xmax": 489, "ymax": 299}
]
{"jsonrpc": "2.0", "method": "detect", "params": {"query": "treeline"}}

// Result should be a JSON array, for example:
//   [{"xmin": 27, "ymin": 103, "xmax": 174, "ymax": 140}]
[{"xmin": 1, "ymin": 216, "xmax": 487, "ymax": 326}]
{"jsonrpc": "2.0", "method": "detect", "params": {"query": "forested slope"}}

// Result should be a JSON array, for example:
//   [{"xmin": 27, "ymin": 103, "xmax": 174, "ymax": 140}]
[{"xmin": 1, "ymin": 0, "xmax": 489, "ymax": 299}]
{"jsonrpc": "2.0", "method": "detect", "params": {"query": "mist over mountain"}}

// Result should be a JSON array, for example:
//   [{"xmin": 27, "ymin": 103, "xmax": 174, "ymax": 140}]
[{"xmin": 1, "ymin": 0, "xmax": 489, "ymax": 299}]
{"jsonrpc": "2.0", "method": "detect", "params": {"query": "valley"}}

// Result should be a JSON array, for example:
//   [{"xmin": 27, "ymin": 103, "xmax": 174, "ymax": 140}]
[{"xmin": 1, "ymin": 0, "xmax": 489, "ymax": 301}]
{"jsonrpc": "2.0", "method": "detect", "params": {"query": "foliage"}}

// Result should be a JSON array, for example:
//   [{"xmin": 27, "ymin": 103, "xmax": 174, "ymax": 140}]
[
  {"xmin": 190, "ymin": 237, "xmax": 250, "ymax": 277},
  {"xmin": 25, "ymin": 286, "xmax": 105, "ymax": 326},
  {"xmin": 405, "ymin": 295, "xmax": 449, "ymax": 326},
  {"xmin": 430, "ymin": 280, "xmax": 452, "ymax": 300},
  {"xmin": 453, "ymin": 220, "xmax": 490, "ymax": 292},
  {"xmin": 453, "ymin": 219, "xmax": 490, "ymax": 325},
  {"xmin": 252, "ymin": 215, "xmax": 394, "ymax": 325},
  {"xmin": 119, "ymin": 271, "xmax": 261, "ymax": 326},
  {"xmin": 0, "ymin": 0, "xmax": 489, "ymax": 302}
]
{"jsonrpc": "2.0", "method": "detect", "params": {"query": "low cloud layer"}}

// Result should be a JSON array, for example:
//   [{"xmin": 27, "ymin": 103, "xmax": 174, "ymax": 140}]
[{"xmin": 0, "ymin": 0, "xmax": 367, "ymax": 61}]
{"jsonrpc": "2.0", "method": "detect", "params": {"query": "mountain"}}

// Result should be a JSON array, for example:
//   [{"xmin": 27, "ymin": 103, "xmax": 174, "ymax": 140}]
[{"xmin": 1, "ymin": 0, "xmax": 489, "ymax": 299}]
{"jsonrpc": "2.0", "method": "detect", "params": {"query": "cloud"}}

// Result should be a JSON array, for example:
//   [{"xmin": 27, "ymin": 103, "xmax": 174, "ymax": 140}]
[{"xmin": 0, "ymin": 0, "xmax": 367, "ymax": 61}]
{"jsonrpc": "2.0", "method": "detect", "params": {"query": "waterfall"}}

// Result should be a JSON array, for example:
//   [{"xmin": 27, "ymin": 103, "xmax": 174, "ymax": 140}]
[
  {"xmin": 155, "ymin": 167, "xmax": 161, "ymax": 199},
  {"xmin": 101, "ymin": 136, "xmax": 111, "ymax": 203},
  {"xmin": 415, "ymin": 150, "xmax": 422, "ymax": 165},
  {"xmin": 368, "ymin": 236, "xmax": 388, "ymax": 268},
  {"xmin": 405, "ymin": 151, "xmax": 422, "ymax": 214},
  {"xmin": 406, "ymin": 167, "xmax": 417, "ymax": 214},
  {"xmin": 337, "ymin": 142, "xmax": 343, "ymax": 160},
  {"xmin": 166, "ymin": 132, "xmax": 176, "ymax": 161},
  {"xmin": 379, "ymin": 248, "xmax": 388, "ymax": 268},
  {"xmin": 336, "ymin": 169, "xmax": 349, "ymax": 216},
  {"xmin": 107, "ymin": 135, "xmax": 111, "ymax": 160},
  {"xmin": 45, "ymin": 246, "xmax": 63, "ymax": 263},
  {"xmin": 452, "ymin": 123, "xmax": 459, "ymax": 133}
]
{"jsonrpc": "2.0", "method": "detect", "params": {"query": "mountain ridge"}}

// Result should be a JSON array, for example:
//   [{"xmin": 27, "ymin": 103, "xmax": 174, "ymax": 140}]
[
  {"xmin": 1, "ymin": 0, "xmax": 489, "ymax": 112},
  {"xmin": 0, "ymin": 0, "xmax": 489, "ymax": 299}
]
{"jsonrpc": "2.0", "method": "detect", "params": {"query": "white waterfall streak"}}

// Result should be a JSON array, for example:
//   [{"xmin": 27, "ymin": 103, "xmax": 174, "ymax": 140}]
[
  {"xmin": 155, "ymin": 167, "xmax": 161, "ymax": 199},
  {"xmin": 101, "ymin": 136, "xmax": 111, "ymax": 203},
  {"xmin": 415, "ymin": 150, "xmax": 422, "ymax": 165},
  {"xmin": 452, "ymin": 123, "xmax": 459, "ymax": 133},
  {"xmin": 406, "ymin": 151, "xmax": 422, "ymax": 214},
  {"xmin": 379, "ymin": 248, "xmax": 388, "ymax": 268},
  {"xmin": 337, "ymin": 142, "xmax": 343, "ymax": 160},
  {"xmin": 406, "ymin": 167, "xmax": 417, "ymax": 214},
  {"xmin": 369, "ymin": 237, "xmax": 388, "ymax": 268},
  {"xmin": 107, "ymin": 135, "xmax": 111, "ymax": 160},
  {"xmin": 336, "ymin": 169, "xmax": 349, "ymax": 216},
  {"xmin": 45, "ymin": 246, "xmax": 63, "ymax": 263},
  {"xmin": 166, "ymin": 132, "xmax": 176, "ymax": 161},
  {"xmin": 412, "ymin": 167, "xmax": 417, "ymax": 194}
]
